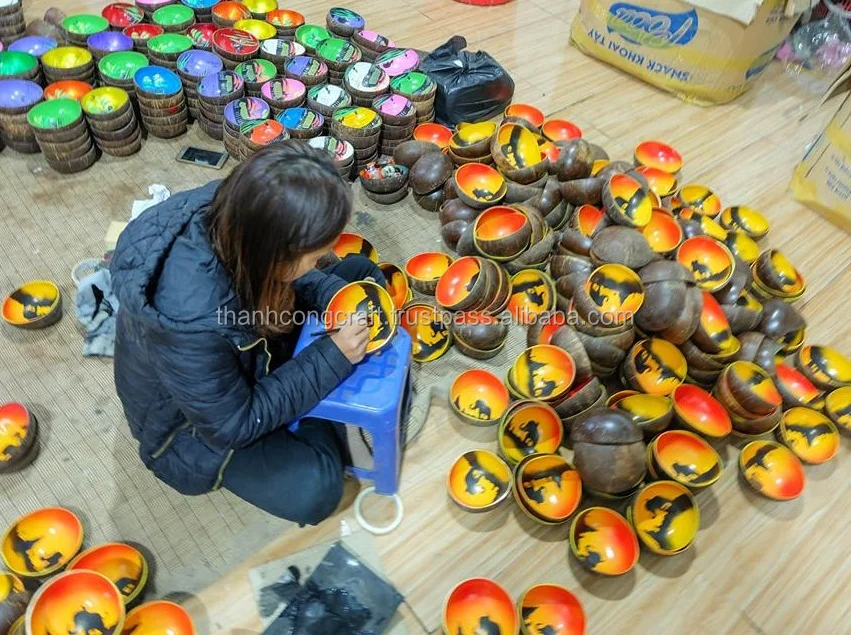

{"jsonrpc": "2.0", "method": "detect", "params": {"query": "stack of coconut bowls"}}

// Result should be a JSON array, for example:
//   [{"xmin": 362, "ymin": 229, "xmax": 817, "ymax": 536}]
[
  {"xmin": 261, "ymin": 76, "xmax": 305, "ymax": 116},
  {"xmin": 86, "ymin": 30, "xmax": 135, "ymax": 62},
  {"xmin": 326, "ymin": 7, "xmax": 366, "ymax": 38},
  {"xmin": 222, "ymin": 95, "xmax": 270, "ymax": 158},
  {"xmin": 133, "ymin": 65, "xmax": 188, "ymax": 138},
  {"xmin": 182, "ymin": 0, "xmax": 219, "ymax": 24},
  {"xmin": 27, "ymin": 98, "xmax": 98, "ymax": 173},
  {"xmin": 0, "ymin": 0, "xmax": 25, "ymax": 48},
  {"xmin": 0, "ymin": 51, "xmax": 40, "ymax": 85},
  {"xmin": 176, "ymin": 49, "xmax": 223, "ymax": 121},
  {"xmin": 8, "ymin": 35, "xmax": 58, "ymax": 60},
  {"xmin": 211, "ymin": 1, "xmax": 251, "ymax": 28},
  {"xmin": 98, "ymin": 51, "xmax": 149, "ymax": 98},
  {"xmin": 358, "ymin": 156, "xmax": 409, "ymax": 205},
  {"xmin": 41, "ymin": 46, "xmax": 97, "ymax": 85},
  {"xmin": 352, "ymin": 30, "xmax": 395, "ymax": 63},
  {"xmin": 446, "ymin": 121, "xmax": 496, "ymax": 168},
  {"xmin": 244, "ymin": 0, "xmax": 277, "ymax": 20},
  {"xmin": 212, "ymin": 27, "xmax": 259, "ymax": 70},
  {"xmin": 407, "ymin": 147, "xmax": 455, "ymax": 212},
  {"xmin": 239, "ymin": 117, "xmax": 288, "ymax": 160},
  {"xmin": 61, "ymin": 14, "xmax": 110, "ymax": 47},
  {"xmin": 259, "ymin": 38, "xmax": 305, "ymax": 73},
  {"xmin": 146, "ymin": 33, "xmax": 193, "ymax": 70},
  {"xmin": 102, "ymin": 3, "xmax": 145, "ymax": 31},
  {"xmin": 391, "ymin": 70, "xmax": 437, "ymax": 126},
  {"xmin": 152, "ymin": 4, "xmax": 196, "ymax": 33},
  {"xmin": 234, "ymin": 58, "xmax": 277, "ymax": 98},
  {"xmin": 316, "ymin": 37, "xmax": 362, "ymax": 86},
  {"xmin": 434, "ymin": 255, "xmax": 511, "ymax": 320},
  {"xmin": 294, "ymin": 24, "xmax": 331, "ymax": 55},
  {"xmin": 307, "ymin": 135, "xmax": 355, "ymax": 179},
  {"xmin": 330, "ymin": 105, "xmax": 382, "ymax": 172},
  {"xmin": 306, "ymin": 83, "xmax": 351, "ymax": 129},
  {"xmin": 197, "ymin": 69, "xmax": 244, "ymax": 139},
  {"xmin": 373, "ymin": 93, "xmax": 416, "ymax": 157},
  {"xmin": 266, "ymin": 9, "xmax": 305, "ymax": 40},
  {"xmin": 275, "ymin": 106, "xmax": 324, "ymax": 141},
  {"xmin": 43, "ymin": 79, "xmax": 93, "ymax": 102},
  {"xmin": 136, "ymin": 0, "xmax": 177, "ymax": 21},
  {"xmin": 284, "ymin": 54, "xmax": 328, "ymax": 87},
  {"xmin": 185, "ymin": 23, "xmax": 218, "ymax": 50},
  {"xmin": 0, "ymin": 79, "xmax": 43, "ymax": 153},
  {"xmin": 80, "ymin": 86, "xmax": 142, "ymax": 157},
  {"xmin": 122, "ymin": 24, "xmax": 164, "ymax": 54},
  {"xmin": 343, "ymin": 61, "xmax": 388, "ymax": 108}
]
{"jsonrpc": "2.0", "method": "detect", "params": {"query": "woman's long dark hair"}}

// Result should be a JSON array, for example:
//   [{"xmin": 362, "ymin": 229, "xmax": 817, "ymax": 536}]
[{"xmin": 207, "ymin": 141, "xmax": 351, "ymax": 335}]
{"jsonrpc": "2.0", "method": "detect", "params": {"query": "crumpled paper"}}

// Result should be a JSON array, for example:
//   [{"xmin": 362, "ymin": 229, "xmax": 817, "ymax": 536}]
[{"xmin": 131, "ymin": 184, "xmax": 171, "ymax": 220}]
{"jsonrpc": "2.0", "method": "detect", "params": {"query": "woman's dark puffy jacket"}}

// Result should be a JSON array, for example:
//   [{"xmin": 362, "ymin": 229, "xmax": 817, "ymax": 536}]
[{"xmin": 110, "ymin": 181, "xmax": 353, "ymax": 495}]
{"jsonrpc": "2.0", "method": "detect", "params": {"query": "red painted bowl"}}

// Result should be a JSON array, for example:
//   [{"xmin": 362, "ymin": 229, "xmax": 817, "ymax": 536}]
[
  {"xmin": 574, "ymin": 204, "xmax": 606, "ymax": 237},
  {"xmin": 413, "ymin": 122, "xmax": 452, "ymax": 148},
  {"xmin": 672, "ymin": 384, "xmax": 732, "ymax": 438},
  {"xmin": 123, "ymin": 600, "xmax": 195, "ymax": 635},
  {"xmin": 519, "ymin": 584, "xmax": 586, "ymax": 635},
  {"xmin": 444, "ymin": 578, "xmax": 516, "ymax": 635},
  {"xmin": 642, "ymin": 208, "xmax": 682, "ymax": 254},
  {"xmin": 634, "ymin": 140, "xmax": 683, "ymax": 174},
  {"xmin": 569, "ymin": 507, "xmax": 639, "ymax": 576},
  {"xmin": 449, "ymin": 369, "xmax": 509, "ymax": 425},
  {"xmin": 542, "ymin": 119, "xmax": 583, "ymax": 142},
  {"xmin": 26, "ymin": 571, "xmax": 124, "ymax": 635},
  {"xmin": 435, "ymin": 256, "xmax": 482, "ymax": 311},
  {"xmin": 739, "ymin": 440, "xmax": 805, "ymax": 501},
  {"xmin": 504, "ymin": 103, "xmax": 544, "ymax": 128},
  {"xmin": 405, "ymin": 252, "xmax": 454, "ymax": 295},
  {"xmin": 44, "ymin": 80, "xmax": 92, "ymax": 101},
  {"xmin": 332, "ymin": 232, "xmax": 378, "ymax": 262}
]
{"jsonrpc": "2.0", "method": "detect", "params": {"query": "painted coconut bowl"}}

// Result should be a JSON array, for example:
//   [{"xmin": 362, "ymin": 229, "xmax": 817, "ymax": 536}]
[
  {"xmin": 542, "ymin": 119, "xmax": 582, "ymax": 142},
  {"xmin": 514, "ymin": 453, "xmax": 582, "ymax": 524},
  {"xmin": 628, "ymin": 480, "xmax": 698, "ymax": 555},
  {"xmin": 122, "ymin": 25, "xmax": 165, "ymax": 45},
  {"xmin": 405, "ymin": 251, "xmax": 453, "ymax": 296},
  {"xmin": 212, "ymin": 1, "xmax": 251, "ymax": 24},
  {"xmin": 444, "ymin": 578, "xmax": 516, "ymax": 635},
  {"xmin": 676, "ymin": 236, "xmax": 734, "ymax": 292},
  {"xmin": 2, "ymin": 507, "xmax": 83, "ymax": 578},
  {"xmin": 613, "ymin": 392, "xmax": 673, "ymax": 437},
  {"xmin": 122, "ymin": 601, "xmax": 194, "ymax": 635},
  {"xmin": 498, "ymin": 400, "xmax": 562, "ymax": 464},
  {"xmin": 447, "ymin": 450, "xmax": 511, "ymax": 512},
  {"xmin": 508, "ymin": 345, "xmax": 576, "ymax": 402},
  {"xmin": 634, "ymin": 165, "xmax": 678, "ymax": 198},
  {"xmin": 63, "ymin": 14, "xmax": 110, "ymax": 37},
  {"xmin": 185, "ymin": 24, "xmax": 218, "ymax": 50},
  {"xmin": 378, "ymin": 262, "xmax": 412, "ymax": 310},
  {"xmin": 825, "ymin": 386, "xmax": 851, "ymax": 434},
  {"xmin": 102, "ymin": 3, "xmax": 145, "ymax": 29},
  {"xmin": 450, "ymin": 121, "xmax": 496, "ymax": 159},
  {"xmin": 267, "ymin": 8, "xmax": 305, "ymax": 29},
  {"xmin": 146, "ymin": 33, "xmax": 193, "ymax": 57},
  {"xmin": 45, "ymin": 80, "xmax": 93, "ymax": 102},
  {"xmin": 719, "ymin": 205, "xmax": 769, "ymax": 239},
  {"xmin": 724, "ymin": 231, "xmax": 761, "ymax": 265},
  {"xmin": 233, "ymin": 18, "xmax": 277, "ymax": 41},
  {"xmin": 413, "ymin": 122, "xmax": 451, "ymax": 148},
  {"xmin": 88, "ymin": 31, "xmax": 134, "ymax": 56},
  {"xmin": 212, "ymin": 28, "xmax": 260, "ymax": 58},
  {"xmin": 400, "ymin": 302, "xmax": 451, "ymax": 363},
  {"xmin": 774, "ymin": 363, "xmax": 825, "ymax": 410},
  {"xmin": 374, "ymin": 48, "xmax": 420, "ymax": 77},
  {"xmin": 2, "ymin": 280, "xmax": 62, "ymax": 329},
  {"xmin": 519, "ymin": 583, "xmax": 585, "ymax": 635},
  {"xmin": 99, "ymin": 51, "xmax": 149, "ymax": 81},
  {"xmin": 752, "ymin": 249, "xmax": 805, "ymax": 299},
  {"xmin": 0, "ymin": 572, "xmax": 30, "ymax": 634},
  {"xmin": 574, "ymin": 263, "xmax": 644, "ymax": 326},
  {"xmin": 739, "ymin": 440, "xmax": 805, "ymax": 501},
  {"xmin": 26, "ymin": 571, "xmax": 124, "ymax": 635},
  {"xmin": 9, "ymin": 36, "xmax": 57, "ymax": 59},
  {"xmin": 678, "ymin": 184, "xmax": 721, "ymax": 217},
  {"xmin": 68, "ymin": 543, "xmax": 148, "ymax": 605},
  {"xmin": 332, "ymin": 232, "xmax": 378, "ymax": 262},
  {"xmin": 492, "ymin": 123, "xmax": 543, "ymax": 173},
  {"xmin": 527, "ymin": 311, "xmax": 569, "ymax": 347},
  {"xmin": 569, "ymin": 507, "xmax": 639, "ymax": 576},
  {"xmin": 642, "ymin": 208, "xmax": 682, "ymax": 255},
  {"xmin": 449, "ymin": 369, "xmax": 509, "ymax": 426},
  {"xmin": 508, "ymin": 269, "xmax": 555, "ymax": 325},
  {"xmin": 324, "ymin": 281, "xmax": 396, "ymax": 354},
  {"xmin": 472, "ymin": 205, "xmax": 532, "ymax": 261},
  {"xmin": 0, "ymin": 402, "xmax": 38, "ymax": 473},
  {"xmin": 455, "ymin": 162, "xmax": 507, "ymax": 209},
  {"xmin": 796, "ymin": 345, "xmax": 851, "ymax": 391},
  {"xmin": 0, "ymin": 79, "xmax": 43, "ymax": 114},
  {"xmin": 633, "ymin": 140, "xmax": 682, "ymax": 174},
  {"xmin": 293, "ymin": 25, "xmax": 331, "ymax": 53},
  {"xmin": 776, "ymin": 407, "xmax": 839, "ymax": 465},
  {"xmin": 651, "ymin": 430, "xmax": 722, "ymax": 489},
  {"xmin": 623, "ymin": 339, "xmax": 687, "ymax": 396},
  {"xmin": 602, "ymin": 173, "xmax": 652, "ymax": 228},
  {"xmin": 715, "ymin": 361, "xmax": 782, "ymax": 420},
  {"xmin": 504, "ymin": 103, "xmax": 544, "ymax": 128},
  {"xmin": 672, "ymin": 384, "xmax": 731, "ymax": 438},
  {"xmin": 41, "ymin": 46, "xmax": 93, "ymax": 71},
  {"xmin": 692, "ymin": 291, "xmax": 737, "ymax": 355},
  {"xmin": 434, "ymin": 256, "xmax": 485, "ymax": 312}
]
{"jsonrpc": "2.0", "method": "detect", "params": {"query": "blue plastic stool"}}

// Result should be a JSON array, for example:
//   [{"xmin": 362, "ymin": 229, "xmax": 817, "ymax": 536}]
[{"xmin": 294, "ymin": 315, "xmax": 412, "ymax": 496}]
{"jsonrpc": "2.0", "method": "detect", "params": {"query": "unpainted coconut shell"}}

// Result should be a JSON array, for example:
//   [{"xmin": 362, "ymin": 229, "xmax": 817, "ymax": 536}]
[
  {"xmin": 409, "ymin": 151, "xmax": 453, "ymax": 195},
  {"xmin": 589, "ymin": 226, "xmax": 653, "ymax": 269},
  {"xmin": 553, "ymin": 138, "xmax": 593, "ymax": 182},
  {"xmin": 560, "ymin": 177, "xmax": 604, "ymax": 206},
  {"xmin": 393, "ymin": 139, "xmax": 441, "ymax": 168}
]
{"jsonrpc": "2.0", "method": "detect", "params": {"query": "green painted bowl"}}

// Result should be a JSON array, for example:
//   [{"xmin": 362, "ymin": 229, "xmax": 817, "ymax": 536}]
[
  {"xmin": 152, "ymin": 4, "xmax": 195, "ymax": 26},
  {"xmin": 147, "ymin": 33, "xmax": 193, "ymax": 55},
  {"xmin": 27, "ymin": 98, "xmax": 83, "ymax": 130},
  {"xmin": 99, "ymin": 51, "xmax": 149, "ymax": 80},
  {"xmin": 0, "ymin": 52, "xmax": 39, "ymax": 77},
  {"xmin": 62, "ymin": 14, "xmax": 109, "ymax": 36}
]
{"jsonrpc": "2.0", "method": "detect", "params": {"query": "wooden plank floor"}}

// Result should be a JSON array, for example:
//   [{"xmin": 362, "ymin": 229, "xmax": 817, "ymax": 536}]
[{"xmin": 22, "ymin": 0, "xmax": 851, "ymax": 633}]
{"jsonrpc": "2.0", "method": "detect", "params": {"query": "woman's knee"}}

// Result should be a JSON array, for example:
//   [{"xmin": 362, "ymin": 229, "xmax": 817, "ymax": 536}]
[{"xmin": 290, "ymin": 467, "xmax": 345, "ymax": 526}]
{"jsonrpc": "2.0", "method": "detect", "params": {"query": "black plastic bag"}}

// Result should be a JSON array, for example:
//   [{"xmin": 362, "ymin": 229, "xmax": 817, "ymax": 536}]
[{"xmin": 420, "ymin": 36, "xmax": 515, "ymax": 127}]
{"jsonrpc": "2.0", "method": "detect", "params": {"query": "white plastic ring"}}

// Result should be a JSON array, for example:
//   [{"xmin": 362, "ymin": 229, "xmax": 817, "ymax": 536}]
[
  {"xmin": 71, "ymin": 258, "xmax": 104, "ymax": 286},
  {"xmin": 353, "ymin": 486, "xmax": 404, "ymax": 535}
]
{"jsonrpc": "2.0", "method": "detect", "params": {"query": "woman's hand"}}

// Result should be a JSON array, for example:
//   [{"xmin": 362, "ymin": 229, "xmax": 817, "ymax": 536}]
[{"xmin": 330, "ymin": 319, "xmax": 370, "ymax": 364}]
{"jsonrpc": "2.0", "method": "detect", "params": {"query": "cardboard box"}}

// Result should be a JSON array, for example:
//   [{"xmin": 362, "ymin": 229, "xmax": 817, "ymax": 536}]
[
  {"xmin": 790, "ymin": 62, "xmax": 851, "ymax": 233},
  {"xmin": 571, "ymin": 0, "xmax": 813, "ymax": 105}
]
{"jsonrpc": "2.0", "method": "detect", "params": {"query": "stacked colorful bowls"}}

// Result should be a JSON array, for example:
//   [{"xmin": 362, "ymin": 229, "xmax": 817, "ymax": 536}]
[
  {"xmin": 101, "ymin": 3, "xmax": 145, "ymax": 30},
  {"xmin": 212, "ymin": 27, "xmax": 259, "ymax": 70},
  {"xmin": 326, "ymin": 7, "xmax": 365, "ymax": 38},
  {"xmin": 344, "ymin": 61, "xmax": 388, "ymax": 108},
  {"xmin": 275, "ymin": 106, "xmax": 323, "ymax": 140},
  {"xmin": 43, "ymin": 80, "xmax": 93, "ymax": 101},
  {"xmin": 98, "ymin": 51, "xmax": 149, "ymax": 97},
  {"xmin": 308, "ymin": 135, "xmax": 355, "ymax": 178},
  {"xmin": 372, "ymin": 93, "xmax": 416, "ymax": 156},
  {"xmin": 240, "ymin": 118, "xmax": 288, "ymax": 160},
  {"xmin": 152, "ymin": 4, "xmax": 196, "ymax": 33},
  {"xmin": 259, "ymin": 38, "xmax": 304, "ymax": 73},
  {"xmin": 197, "ymin": 69, "xmax": 244, "ymax": 139},
  {"xmin": 316, "ymin": 37, "xmax": 362, "ymax": 86},
  {"xmin": 306, "ymin": 83, "xmax": 350, "ymax": 127},
  {"xmin": 284, "ymin": 54, "xmax": 328, "ymax": 87},
  {"xmin": 294, "ymin": 24, "xmax": 331, "ymax": 55},
  {"xmin": 330, "ymin": 106, "xmax": 382, "ymax": 171},
  {"xmin": 234, "ymin": 58, "xmax": 277, "ymax": 98},
  {"xmin": 133, "ymin": 65, "xmax": 188, "ymax": 138},
  {"xmin": 8, "ymin": 36, "xmax": 58, "ymax": 59},
  {"xmin": 122, "ymin": 24, "xmax": 164, "ymax": 54},
  {"xmin": 391, "ymin": 70, "xmax": 437, "ymax": 125},
  {"xmin": 0, "ymin": 0, "xmax": 25, "ymax": 48},
  {"xmin": 266, "ymin": 9, "xmax": 305, "ymax": 39},
  {"xmin": 62, "ymin": 14, "xmax": 110, "ymax": 47},
  {"xmin": 41, "ymin": 46, "xmax": 96, "ymax": 85},
  {"xmin": 136, "ymin": 0, "xmax": 177, "ymax": 21},
  {"xmin": 0, "ymin": 79, "xmax": 42, "ymax": 152},
  {"xmin": 81, "ymin": 86, "xmax": 141, "ymax": 157},
  {"xmin": 27, "ymin": 98, "xmax": 98, "ymax": 173},
  {"xmin": 0, "ymin": 51, "xmax": 40, "ymax": 83},
  {"xmin": 222, "ymin": 95, "xmax": 270, "ymax": 158},
  {"xmin": 211, "ymin": 1, "xmax": 251, "ymax": 28},
  {"xmin": 146, "ymin": 33, "xmax": 193, "ymax": 70},
  {"xmin": 353, "ymin": 30, "xmax": 395, "ymax": 62},
  {"xmin": 87, "ymin": 31, "xmax": 134, "ymax": 62},
  {"xmin": 260, "ymin": 76, "xmax": 305, "ymax": 115},
  {"xmin": 176, "ymin": 49, "xmax": 223, "ymax": 120}
]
